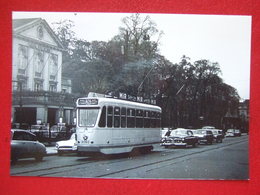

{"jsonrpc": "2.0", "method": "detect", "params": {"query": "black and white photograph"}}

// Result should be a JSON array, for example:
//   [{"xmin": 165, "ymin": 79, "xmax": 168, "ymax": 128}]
[{"xmin": 11, "ymin": 12, "xmax": 251, "ymax": 180}]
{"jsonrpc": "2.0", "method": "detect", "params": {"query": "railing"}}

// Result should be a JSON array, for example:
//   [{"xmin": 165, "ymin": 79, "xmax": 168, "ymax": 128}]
[{"xmin": 12, "ymin": 90, "xmax": 78, "ymax": 107}]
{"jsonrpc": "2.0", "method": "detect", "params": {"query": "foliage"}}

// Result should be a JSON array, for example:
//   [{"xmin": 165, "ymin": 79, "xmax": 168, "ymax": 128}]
[{"xmin": 53, "ymin": 14, "xmax": 241, "ymax": 129}]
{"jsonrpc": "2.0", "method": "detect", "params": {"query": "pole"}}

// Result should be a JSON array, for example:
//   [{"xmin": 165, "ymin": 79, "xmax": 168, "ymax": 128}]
[
  {"xmin": 18, "ymin": 81, "xmax": 23, "ymax": 128},
  {"xmin": 137, "ymin": 59, "xmax": 157, "ymax": 96}
]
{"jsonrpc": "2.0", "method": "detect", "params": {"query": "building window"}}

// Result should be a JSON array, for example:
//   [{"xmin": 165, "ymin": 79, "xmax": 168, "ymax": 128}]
[
  {"xmin": 49, "ymin": 84, "xmax": 57, "ymax": 92},
  {"xmin": 14, "ymin": 80, "xmax": 27, "ymax": 91},
  {"xmin": 34, "ymin": 50, "xmax": 44, "ymax": 74},
  {"xmin": 49, "ymin": 53, "xmax": 58, "ymax": 76},
  {"xmin": 34, "ymin": 81, "xmax": 43, "ymax": 91},
  {"xmin": 18, "ymin": 45, "xmax": 28, "ymax": 70}
]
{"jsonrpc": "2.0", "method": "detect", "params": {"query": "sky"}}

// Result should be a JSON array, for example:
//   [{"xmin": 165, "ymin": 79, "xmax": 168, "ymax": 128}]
[{"xmin": 13, "ymin": 12, "xmax": 252, "ymax": 100}]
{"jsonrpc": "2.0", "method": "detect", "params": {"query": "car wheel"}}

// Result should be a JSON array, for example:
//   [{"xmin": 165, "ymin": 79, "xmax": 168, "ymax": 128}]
[
  {"xmin": 35, "ymin": 155, "xmax": 43, "ymax": 161},
  {"xmin": 192, "ymin": 142, "xmax": 198, "ymax": 148},
  {"xmin": 58, "ymin": 151, "xmax": 63, "ymax": 156}
]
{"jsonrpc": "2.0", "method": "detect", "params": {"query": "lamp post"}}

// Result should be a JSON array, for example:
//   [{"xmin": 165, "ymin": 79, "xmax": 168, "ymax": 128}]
[
  {"xmin": 199, "ymin": 116, "xmax": 204, "ymax": 128},
  {"xmin": 12, "ymin": 80, "xmax": 23, "ymax": 128}
]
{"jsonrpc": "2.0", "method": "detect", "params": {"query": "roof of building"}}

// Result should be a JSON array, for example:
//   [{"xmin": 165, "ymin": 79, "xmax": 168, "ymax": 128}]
[
  {"xmin": 13, "ymin": 18, "xmax": 64, "ymax": 50},
  {"xmin": 13, "ymin": 18, "xmax": 41, "ymax": 29}
]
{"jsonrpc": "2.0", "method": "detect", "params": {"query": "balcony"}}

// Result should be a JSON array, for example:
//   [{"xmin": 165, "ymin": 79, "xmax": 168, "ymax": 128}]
[
  {"xmin": 12, "ymin": 90, "xmax": 77, "ymax": 108},
  {"xmin": 18, "ymin": 68, "xmax": 26, "ymax": 75}
]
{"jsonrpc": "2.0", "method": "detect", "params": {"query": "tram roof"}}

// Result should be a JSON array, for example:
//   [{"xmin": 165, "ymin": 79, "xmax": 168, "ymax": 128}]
[{"xmin": 77, "ymin": 97, "xmax": 161, "ymax": 111}]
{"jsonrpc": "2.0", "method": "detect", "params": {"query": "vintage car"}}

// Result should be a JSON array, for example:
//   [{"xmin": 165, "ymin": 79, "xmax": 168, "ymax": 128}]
[
  {"xmin": 11, "ymin": 129, "xmax": 46, "ymax": 164},
  {"xmin": 161, "ymin": 128, "xmax": 199, "ymax": 148},
  {"xmin": 56, "ymin": 133, "xmax": 77, "ymax": 155},
  {"xmin": 211, "ymin": 129, "xmax": 223, "ymax": 143},
  {"xmin": 226, "ymin": 129, "xmax": 241, "ymax": 137},
  {"xmin": 193, "ymin": 129, "xmax": 214, "ymax": 144}
]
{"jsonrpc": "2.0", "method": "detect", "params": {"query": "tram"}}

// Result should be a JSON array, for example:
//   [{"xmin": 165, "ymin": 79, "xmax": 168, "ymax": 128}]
[{"xmin": 75, "ymin": 93, "xmax": 161, "ymax": 155}]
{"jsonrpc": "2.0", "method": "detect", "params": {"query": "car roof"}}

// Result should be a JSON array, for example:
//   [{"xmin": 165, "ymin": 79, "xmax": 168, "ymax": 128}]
[{"xmin": 11, "ymin": 129, "xmax": 36, "ymax": 136}]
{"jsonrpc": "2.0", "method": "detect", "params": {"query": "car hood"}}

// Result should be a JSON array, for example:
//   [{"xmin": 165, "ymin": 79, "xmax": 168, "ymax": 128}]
[{"xmin": 168, "ymin": 135, "xmax": 189, "ymax": 139}]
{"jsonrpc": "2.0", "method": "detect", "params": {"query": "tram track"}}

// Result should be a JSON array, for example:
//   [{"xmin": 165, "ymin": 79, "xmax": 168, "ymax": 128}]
[
  {"xmin": 95, "ymin": 138, "xmax": 248, "ymax": 178},
  {"xmin": 11, "ymin": 137, "xmax": 248, "ymax": 177}
]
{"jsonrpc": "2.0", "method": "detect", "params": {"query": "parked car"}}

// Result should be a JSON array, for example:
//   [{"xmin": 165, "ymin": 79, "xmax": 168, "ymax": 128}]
[
  {"xmin": 193, "ymin": 129, "xmax": 214, "ymax": 144},
  {"xmin": 234, "ymin": 129, "xmax": 241, "ymax": 136},
  {"xmin": 161, "ymin": 128, "xmax": 171, "ymax": 138},
  {"xmin": 56, "ymin": 133, "xmax": 77, "ymax": 155},
  {"xmin": 211, "ymin": 129, "xmax": 223, "ymax": 143},
  {"xmin": 226, "ymin": 129, "xmax": 241, "ymax": 137},
  {"xmin": 161, "ymin": 128, "xmax": 199, "ymax": 148},
  {"xmin": 11, "ymin": 129, "xmax": 46, "ymax": 163}
]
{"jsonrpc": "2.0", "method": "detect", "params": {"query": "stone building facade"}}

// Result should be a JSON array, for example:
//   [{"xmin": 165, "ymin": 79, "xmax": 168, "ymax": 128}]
[{"xmin": 12, "ymin": 18, "xmax": 75, "ymax": 127}]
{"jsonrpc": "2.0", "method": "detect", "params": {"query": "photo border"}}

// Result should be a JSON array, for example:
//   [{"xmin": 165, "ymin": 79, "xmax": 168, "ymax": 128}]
[{"xmin": 0, "ymin": 0, "xmax": 259, "ymax": 194}]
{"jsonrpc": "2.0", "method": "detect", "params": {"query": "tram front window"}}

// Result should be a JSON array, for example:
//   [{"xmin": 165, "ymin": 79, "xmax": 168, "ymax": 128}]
[{"xmin": 78, "ymin": 108, "xmax": 99, "ymax": 127}]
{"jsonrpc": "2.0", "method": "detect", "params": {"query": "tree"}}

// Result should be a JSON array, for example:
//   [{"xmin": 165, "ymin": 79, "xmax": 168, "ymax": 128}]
[
  {"xmin": 72, "ymin": 59, "xmax": 113, "ymax": 95},
  {"xmin": 118, "ymin": 13, "xmax": 163, "ymax": 61},
  {"xmin": 52, "ymin": 20, "xmax": 76, "ymax": 62}
]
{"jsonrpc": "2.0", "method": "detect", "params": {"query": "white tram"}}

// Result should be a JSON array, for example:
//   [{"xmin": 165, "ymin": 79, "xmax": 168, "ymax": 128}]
[{"xmin": 75, "ymin": 93, "xmax": 161, "ymax": 155}]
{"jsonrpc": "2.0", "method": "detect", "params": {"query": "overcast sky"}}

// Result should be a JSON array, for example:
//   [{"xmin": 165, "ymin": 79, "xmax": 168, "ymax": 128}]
[{"xmin": 13, "ymin": 12, "xmax": 252, "ymax": 100}]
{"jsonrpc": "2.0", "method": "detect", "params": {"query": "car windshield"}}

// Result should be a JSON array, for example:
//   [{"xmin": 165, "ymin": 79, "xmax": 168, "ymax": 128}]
[
  {"xmin": 196, "ymin": 130, "xmax": 208, "ymax": 134},
  {"xmin": 70, "ymin": 133, "xmax": 76, "ymax": 140},
  {"xmin": 78, "ymin": 108, "xmax": 100, "ymax": 127},
  {"xmin": 227, "ymin": 129, "xmax": 234, "ymax": 133}
]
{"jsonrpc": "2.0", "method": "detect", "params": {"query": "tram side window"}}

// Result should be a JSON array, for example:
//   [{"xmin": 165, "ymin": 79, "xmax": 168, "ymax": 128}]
[
  {"xmin": 114, "ymin": 107, "xmax": 120, "ymax": 128},
  {"xmin": 107, "ymin": 106, "xmax": 113, "ymax": 127},
  {"xmin": 144, "ymin": 111, "xmax": 150, "ymax": 128},
  {"xmin": 136, "ymin": 109, "xmax": 144, "ymax": 128},
  {"xmin": 127, "ymin": 108, "xmax": 136, "ymax": 128},
  {"xmin": 151, "ymin": 111, "xmax": 157, "ymax": 128},
  {"xmin": 121, "ymin": 107, "xmax": 126, "ymax": 128},
  {"xmin": 98, "ymin": 106, "xmax": 106, "ymax": 127},
  {"xmin": 156, "ymin": 112, "xmax": 161, "ymax": 128}
]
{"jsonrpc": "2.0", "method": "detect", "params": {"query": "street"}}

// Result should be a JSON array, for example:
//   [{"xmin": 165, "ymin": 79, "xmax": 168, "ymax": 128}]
[{"xmin": 10, "ymin": 135, "xmax": 248, "ymax": 180}]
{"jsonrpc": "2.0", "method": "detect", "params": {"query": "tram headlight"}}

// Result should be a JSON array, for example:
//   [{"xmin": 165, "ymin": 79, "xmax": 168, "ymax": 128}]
[{"xmin": 83, "ymin": 136, "xmax": 88, "ymax": 140}]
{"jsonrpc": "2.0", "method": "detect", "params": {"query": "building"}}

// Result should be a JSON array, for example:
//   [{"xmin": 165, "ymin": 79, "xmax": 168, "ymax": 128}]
[
  {"xmin": 12, "ymin": 18, "xmax": 75, "ymax": 127},
  {"xmin": 238, "ymin": 99, "xmax": 249, "ymax": 132}
]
